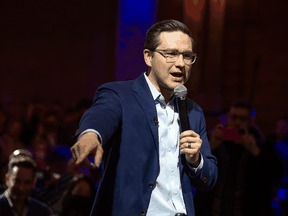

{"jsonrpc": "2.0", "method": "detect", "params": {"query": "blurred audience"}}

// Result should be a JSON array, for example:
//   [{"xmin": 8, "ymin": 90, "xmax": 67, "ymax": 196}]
[
  {"xmin": 60, "ymin": 173, "xmax": 96, "ymax": 216},
  {"xmin": 0, "ymin": 97, "xmax": 98, "ymax": 215},
  {"xmin": 194, "ymin": 99, "xmax": 270, "ymax": 216},
  {"xmin": 0, "ymin": 119, "xmax": 25, "ymax": 164},
  {"xmin": 266, "ymin": 117, "xmax": 288, "ymax": 215},
  {"xmin": 0, "ymin": 149, "xmax": 51, "ymax": 216}
]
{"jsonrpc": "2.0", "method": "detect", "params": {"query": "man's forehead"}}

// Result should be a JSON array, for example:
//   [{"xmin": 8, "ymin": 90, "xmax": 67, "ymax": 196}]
[
  {"xmin": 10, "ymin": 166, "xmax": 34, "ymax": 180},
  {"xmin": 158, "ymin": 31, "xmax": 192, "ymax": 50}
]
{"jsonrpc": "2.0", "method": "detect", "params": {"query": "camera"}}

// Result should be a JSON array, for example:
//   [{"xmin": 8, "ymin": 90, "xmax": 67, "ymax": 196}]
[{"xmin": 222, "ymin": 127, "xmax": 245, "ymax": 141}]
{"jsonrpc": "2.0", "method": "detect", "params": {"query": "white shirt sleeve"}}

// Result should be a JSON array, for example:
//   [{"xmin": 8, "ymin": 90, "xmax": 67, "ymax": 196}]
[
  {"xmin": 187, "ymin": 153, "xmax": 204, "ymax": 174},
  {"xmin": 78, "ymin": 129, "xmax": 103, "ymax": 144}
]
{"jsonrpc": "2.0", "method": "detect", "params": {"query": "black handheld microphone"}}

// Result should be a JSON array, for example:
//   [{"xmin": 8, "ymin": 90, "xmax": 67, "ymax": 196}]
[{"xmin": 174, "ymin": 85, "xmax": 190, "ymax": 132}]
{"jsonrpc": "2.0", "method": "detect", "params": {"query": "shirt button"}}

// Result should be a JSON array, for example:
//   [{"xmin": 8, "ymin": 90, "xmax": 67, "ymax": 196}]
[{"xmin": 148, "ymin": 182, "xmax": 154, "ymax": 188}]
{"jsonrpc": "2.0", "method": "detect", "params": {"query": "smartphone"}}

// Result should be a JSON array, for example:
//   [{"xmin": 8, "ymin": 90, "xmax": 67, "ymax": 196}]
[{"xmin": 222, "ymin": 127, "xmax": 242, "ymax": 141}]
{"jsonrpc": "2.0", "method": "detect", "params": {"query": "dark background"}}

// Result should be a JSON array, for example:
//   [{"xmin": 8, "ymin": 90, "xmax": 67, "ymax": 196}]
[{"xmin": 1, "ymin": 0, "xmax": 287, "ymax": 136}]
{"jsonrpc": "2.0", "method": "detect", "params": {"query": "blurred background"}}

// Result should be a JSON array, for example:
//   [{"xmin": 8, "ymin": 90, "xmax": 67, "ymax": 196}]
[
  {"xmin": 0, "ymin": 0, "xmax": 288, "ymax": 215},
  {"xmin": 0, "ymin": 0, "xmax": 287, "ymax": 135}
]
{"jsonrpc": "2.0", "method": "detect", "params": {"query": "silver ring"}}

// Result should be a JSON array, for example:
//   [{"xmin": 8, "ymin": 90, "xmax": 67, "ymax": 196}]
[{"xmin": 188, "ymin": 143, "xmax": 191, "ymax": 148}]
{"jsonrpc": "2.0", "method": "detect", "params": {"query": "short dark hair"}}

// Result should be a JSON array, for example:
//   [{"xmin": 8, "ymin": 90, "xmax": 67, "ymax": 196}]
[
  {"xmin": 8, "ymin": 150, "xmax": 37, "ymax": 177},
  {"xmin": 144, "ymin": 19, "xmax": 195, "ymax": 51},
  {"xmin": 230, "ymin": 99, "xmax": 253, "ymax": 115}
]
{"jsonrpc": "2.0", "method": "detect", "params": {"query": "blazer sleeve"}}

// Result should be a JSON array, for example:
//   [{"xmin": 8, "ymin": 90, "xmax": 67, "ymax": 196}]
[
  {"xmin": 77, "ymin": 85, "xmax": 123, "ymax": 146},
  {"xmin": 186, "ymin": 110, "xmax": 218, "ymax": 191}
]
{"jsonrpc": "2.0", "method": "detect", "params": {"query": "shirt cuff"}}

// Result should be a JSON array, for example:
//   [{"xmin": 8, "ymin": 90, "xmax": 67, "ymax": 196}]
[
  {"xmin": 187, "ymin": 153, "xmax": 204, "ymax": 173},
  {"xmin": 78, "ymin": 129, "xmax": 103, "ymax": 144}
]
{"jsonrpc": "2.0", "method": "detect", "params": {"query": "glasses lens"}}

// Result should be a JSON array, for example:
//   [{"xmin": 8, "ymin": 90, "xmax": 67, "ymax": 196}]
[{"xmin": 165, "ymin": 52, "xmax": 196, "ymax": 65}]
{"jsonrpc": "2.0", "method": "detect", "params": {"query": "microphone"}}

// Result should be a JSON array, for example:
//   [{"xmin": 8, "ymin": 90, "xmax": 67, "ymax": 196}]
[{"xmin": 174, "ymin": 85, "xmax": 190, "ymax": 132}]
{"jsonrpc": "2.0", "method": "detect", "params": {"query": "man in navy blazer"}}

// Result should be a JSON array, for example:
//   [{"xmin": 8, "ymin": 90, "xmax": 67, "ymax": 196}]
[
  {"xmin": 71, "ymin": 20, "xmax": 218, "ymax": 216},
  {"xmin": 0, "ymin": 149, "xmax": 51, "ymax": 216}
]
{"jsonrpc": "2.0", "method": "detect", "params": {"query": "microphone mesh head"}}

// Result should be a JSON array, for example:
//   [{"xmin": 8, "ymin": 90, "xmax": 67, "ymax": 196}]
[{"xmin": 174, "ymin": 85, "xmax": 187, "ymax": 99}]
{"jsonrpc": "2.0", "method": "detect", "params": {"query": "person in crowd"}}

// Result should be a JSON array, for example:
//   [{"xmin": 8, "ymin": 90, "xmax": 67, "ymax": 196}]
[
  {"xmin": 44, "ymin": 111, "xmax": 70, "ymax": 148},
  {"xmin": 20, "ymin": 100, "xmax": 49, "ymax": 147},
  {"xmin": 60, "ymin": 173, "xmax": 96, "ymax": 216},
  {"xmin": 29, "ymin": 122, "xmax": 50, "ymax": 171},
  {"xmin": 266, "ymin": 117, "xmax": 288, "ymax": 215},
  {"xmin": 0, "ymin": 119, "xmax": 25, "ymax": 164},
  {"xmin": 194, "ymin": 99, "xmax": 273, "ymax": 216},
  {"xmin": 0, "ymin": 149, "xmax": 51, "ymax": 216},
  {"xmin": 71, "ymin": 19, "xmax": 218, "ymax": 216}
]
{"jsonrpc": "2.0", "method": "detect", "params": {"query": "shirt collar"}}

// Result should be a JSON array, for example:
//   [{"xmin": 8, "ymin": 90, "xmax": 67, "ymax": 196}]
[
  {"xmin": 144, "ymin": 72, "xmax": 176, "ymax": 106},
  {"xmin": 144, "ymin": 72, "xmax": 161, "ymax": 101}
]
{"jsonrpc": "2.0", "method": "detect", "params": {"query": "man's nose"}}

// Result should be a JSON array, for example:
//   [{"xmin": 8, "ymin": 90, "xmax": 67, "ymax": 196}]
[{"xmin": 175, "ymin": 54, "xmax": 185, "ymax": 67}]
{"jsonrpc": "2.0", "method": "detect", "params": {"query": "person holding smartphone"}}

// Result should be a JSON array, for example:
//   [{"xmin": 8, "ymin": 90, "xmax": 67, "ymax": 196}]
[{"xmin": 194, "ymin": 100, "xmax": 268, "ymax": 216}]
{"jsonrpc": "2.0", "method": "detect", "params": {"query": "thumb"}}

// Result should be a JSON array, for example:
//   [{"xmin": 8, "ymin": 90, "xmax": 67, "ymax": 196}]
[{"xmin": 94, "ymin": 145, "xmax": 104, "ymax": 168}]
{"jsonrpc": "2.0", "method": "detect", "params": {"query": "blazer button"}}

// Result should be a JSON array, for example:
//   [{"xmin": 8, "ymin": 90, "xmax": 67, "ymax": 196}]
[
  {"xmin": 202, "ymin": 176, "xmax": 208, "ymax": 184},
  {"xmin": 140, "ymin": 210, "xmax": 146, "ymax": 215},
  {"xmin": 148, "ymin": 182, "xmax": 154, "ymax": 188}
]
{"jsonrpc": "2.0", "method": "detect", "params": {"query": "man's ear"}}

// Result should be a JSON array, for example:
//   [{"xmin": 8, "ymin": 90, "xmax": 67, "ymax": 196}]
[{"xmin": 143, "ymin": 49, "xmax": 152, "ymax": 67}]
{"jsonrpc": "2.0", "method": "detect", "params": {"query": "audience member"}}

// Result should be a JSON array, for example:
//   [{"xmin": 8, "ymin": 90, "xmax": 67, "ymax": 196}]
[
  {"xmin": 266, "ymin": 117, "xmax": 288, "ymax": 215},
  {"xmin": 0, "ymin": 119, "xmax": 25, "ymax": 164},
  {"xmin": 60, "ymin": 173, "xmax": 96, "ymax": 216},
  {"xmin": 0, "ymin": 149, "xmax": 51, "ymax": 216},
  {"xmin": 44, "ymin": 111, "xmax": 69, "ymax": 148},
  {"xmin": 194, "ymin": 99, "xmax": 267, "ymax": 216}
]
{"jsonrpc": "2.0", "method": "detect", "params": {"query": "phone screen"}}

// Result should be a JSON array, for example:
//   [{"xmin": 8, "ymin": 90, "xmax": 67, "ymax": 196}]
[{"xmin": 222, "ymin": 128, "xmax": 242, "ymax": 141}]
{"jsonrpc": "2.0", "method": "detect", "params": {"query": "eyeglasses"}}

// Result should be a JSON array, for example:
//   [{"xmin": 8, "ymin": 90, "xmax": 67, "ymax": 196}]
[{"xmin": 152, "ymin": 49, "xmax": 197, "ymax": 65}]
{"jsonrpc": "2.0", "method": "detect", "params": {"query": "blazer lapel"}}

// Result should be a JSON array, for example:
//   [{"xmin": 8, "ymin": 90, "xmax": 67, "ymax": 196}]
[{"xmin": 132, "ymin": 73, "xmax": 159, "ymax": 157}]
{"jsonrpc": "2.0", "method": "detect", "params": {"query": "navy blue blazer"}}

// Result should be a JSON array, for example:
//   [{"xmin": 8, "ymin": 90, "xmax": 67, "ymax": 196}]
[
  {"xmin": 0, "ymin": 192, "xmax": 51, "ymax": 216},
  {"xmin": 78, "ymin": 73, "xmax": 218, "ymax": 216}
]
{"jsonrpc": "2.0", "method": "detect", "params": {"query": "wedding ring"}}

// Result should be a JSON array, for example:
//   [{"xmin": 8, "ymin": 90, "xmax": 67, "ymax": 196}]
[{"xmin": 188, "ymin": 143, "xmax": 191, "ymax": 148}]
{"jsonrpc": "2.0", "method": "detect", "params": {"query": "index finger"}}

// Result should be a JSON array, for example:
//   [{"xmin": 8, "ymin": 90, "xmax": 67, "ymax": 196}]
[
  {"xmin": 70, "ymin": 143, "xmax": 92, "ymax": 165},
  {"xmin": 180, "ymin": 130, "xmax": 200, "ymax": 139}
]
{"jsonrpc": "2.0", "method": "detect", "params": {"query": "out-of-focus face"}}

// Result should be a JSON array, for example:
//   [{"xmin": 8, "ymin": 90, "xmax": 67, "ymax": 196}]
[
  {"xmin": 7, "ymin": 121, "xmax": 23, "ymax": 138},
  {"xmin": 5, "ymin": 166, "xmax": 35, "ymax": 202},
  {"xmin": 227, "ymin": 107, "xmax": 251, "ymax": 130},
  {"xmin": 276, "ymin": 119, "xmax": 288, "ymax": 136},
  {"xmin": 45, "ymin": 115, "xmax": 59, "ymax": 132},
  {"xmin": 144, "ymin": 31, "xmax": 193, "ymax": 94},
  {"xmin": 71, "ymin": 180, "xmax": 91, "ymax": 198},
  {"xmin": 35, "ymin": 141, "xmax": 48, "ymax": 160}
]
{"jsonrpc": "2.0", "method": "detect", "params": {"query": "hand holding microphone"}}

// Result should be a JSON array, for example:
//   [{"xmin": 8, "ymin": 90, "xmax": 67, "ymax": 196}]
[{"xmin": 175, "ymin": 85, "xmax": 202, "ymax": 167}]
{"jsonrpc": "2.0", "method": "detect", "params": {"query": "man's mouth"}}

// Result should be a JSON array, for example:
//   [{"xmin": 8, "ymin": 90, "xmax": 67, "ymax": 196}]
[{"xmin": 170, "ymin": 72, "xmax": 183, "ymax": 78}]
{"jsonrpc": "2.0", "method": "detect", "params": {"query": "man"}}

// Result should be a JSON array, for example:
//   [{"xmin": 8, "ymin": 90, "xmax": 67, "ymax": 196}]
[
  {"xmin": 195, "ymin": 100, "xmax": 267, "ymax": 216},
  {"xmin": 71, "ymin": 20, "xmax": 218, "ymax": 216},
  {"xmin": 0, "ymin": 149, "xmax": 51, "ymax": 216}
]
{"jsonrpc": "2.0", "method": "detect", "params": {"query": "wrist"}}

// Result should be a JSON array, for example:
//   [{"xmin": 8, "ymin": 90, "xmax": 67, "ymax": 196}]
[{"xmin": 187, "ymin": 154, "xmax": 201, "ymax": 167}]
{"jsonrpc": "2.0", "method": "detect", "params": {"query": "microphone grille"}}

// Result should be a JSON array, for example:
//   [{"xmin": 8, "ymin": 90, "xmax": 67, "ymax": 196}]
[{"xmin": 174, "ymin": 85, "xmax": 187, "ymax": 99}]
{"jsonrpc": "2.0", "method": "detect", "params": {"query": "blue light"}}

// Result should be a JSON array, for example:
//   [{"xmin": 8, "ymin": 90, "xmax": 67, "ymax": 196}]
[
  {"xmin": 55, "ymin": 146, "xmax": 72, "ymax": 159},
  {"xmin": 115, "ymin": 0, "xmax": 157, "ymax": 81},
  {"xmin": 277, "ymin": 188, "xmax": 288, "ymax": 201},
  {"xmin": 120, "ymin": 1, "xmax": 155, "ymax": 24},
  {"xmin": 251, "ymin": 108, "xmax": 256, "ymax": 119}
]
